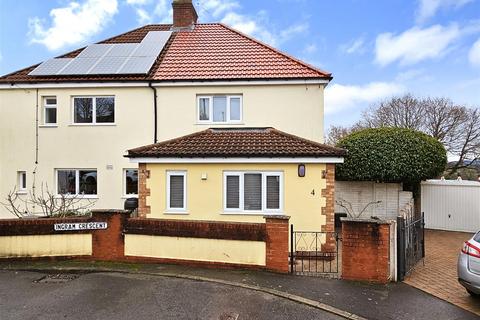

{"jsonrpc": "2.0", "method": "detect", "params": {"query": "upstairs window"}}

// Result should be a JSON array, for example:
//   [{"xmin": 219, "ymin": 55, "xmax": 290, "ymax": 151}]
[
  {"xmin": 43, "ymin": 97, "xmax": 57, "ymax": 125},
  {"xmin": 224, "ymin": 172, "xmax": 283, "ymax": 213},
  {"xmin": 57, "ymin": 169, "xmax": 97, "ymax": 196},
  {"xmin": 73, "ymin": 96, "xmax": 115, "ymax": 124},
  {"xmin": 197, "ymin": 95, "xmax": 242, "ymax": 123}
]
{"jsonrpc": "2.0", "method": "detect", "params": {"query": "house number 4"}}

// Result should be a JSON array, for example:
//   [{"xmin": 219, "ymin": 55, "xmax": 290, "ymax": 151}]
[{"xmin": 311, "ymin": 189, "xmax": 315, "ymax": 196}]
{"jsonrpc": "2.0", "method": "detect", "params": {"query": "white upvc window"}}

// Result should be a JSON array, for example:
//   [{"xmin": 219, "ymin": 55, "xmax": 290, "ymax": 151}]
[
  {"xmin": 43, "ymin": 97, "xmax": 57, "ymax": 125},
  {"xmin": 72, "ymin": 96, "xmax": 115, "ymax": 125},
  {"xmin": 56, "ymin": 169, "xmax": 97, "ymax": 197},
  {"xmin": 17, "ymin": 171, "xmax": 27, "ymax": 193},
  {"xmin": 223, "ymin": 171, "xmax": 283, "ymax": 214},
  {"xmin": 166, "ymin": 171, "xmax": 187, "ymax": 212},
  {"xmin": 197, "ymin": 95, "xmax": 242, "ymax": 123},
  {"xmin": 123, "ymin": 169, "xmax": 138, "ymax": 197}
]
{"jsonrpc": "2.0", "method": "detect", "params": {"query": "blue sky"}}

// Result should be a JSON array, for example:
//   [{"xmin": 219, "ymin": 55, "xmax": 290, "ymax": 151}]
[{"xmin": 1, "ymin": 0, "xmax": 479, "ymax": 129}]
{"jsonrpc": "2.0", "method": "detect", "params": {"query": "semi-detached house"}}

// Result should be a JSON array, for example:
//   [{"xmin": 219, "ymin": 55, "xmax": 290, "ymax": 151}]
[{"xmin": 0, "ymin": 0, "xmax": 345, "ymax": 232}]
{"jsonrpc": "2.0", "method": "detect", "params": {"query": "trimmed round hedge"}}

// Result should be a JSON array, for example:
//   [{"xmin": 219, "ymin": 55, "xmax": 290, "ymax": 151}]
[{"xmin": 336, "ymin": 128, "xmax": 447, "ymax": 183}]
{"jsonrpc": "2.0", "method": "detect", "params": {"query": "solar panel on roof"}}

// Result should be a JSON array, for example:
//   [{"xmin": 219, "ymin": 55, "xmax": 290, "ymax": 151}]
[
  {"xmin": 118, "ymin": 56, "xmax": 157, "ymax": 74},
  {"xmin": 58, "ymin": 57, "xmax": 98, "ymax": 75},
  {"xmin": 27, "ymin": 31, "xmax": 172, "ymax": 76},
  {"xmin": 77, "ymin": 44, "xmax": 112, "ymax": 58},
  {"xmin": 28, "ymin": 58, "xmax": 73, "ymax": 76},
  {"xmin": 89, "ymin": 56, "xmax": 129, "ymax": 74},
  {"xmin": 105, "ymin": 43, "xmax": 137, "ymax": 57}
]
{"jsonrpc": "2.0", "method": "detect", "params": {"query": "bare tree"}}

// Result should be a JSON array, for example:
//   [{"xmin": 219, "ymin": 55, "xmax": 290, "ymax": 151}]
[
  {"xmin": 1, "ymin": 183, "xmax": 96, "ymax": 218},
  {"xmin": 361, "ymin": 94, "xmax": 425, "ymax": 129},
  {"xmin": 329, "ymin": 94, "xmax": 480, "ymax": 177}
]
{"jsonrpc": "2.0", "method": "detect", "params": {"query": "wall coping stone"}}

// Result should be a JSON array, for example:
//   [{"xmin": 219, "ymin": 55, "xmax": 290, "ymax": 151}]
[
  {"xmin": 341, "ymin": 217, "xmax": 393, "ymax": 225},
  {"xmin": 91, "ymin": 209, "xmax": 131, "ymax": 215},
  {"xmin": 263, "ymin": 215, "xmax": 290, "ymax": 220}
]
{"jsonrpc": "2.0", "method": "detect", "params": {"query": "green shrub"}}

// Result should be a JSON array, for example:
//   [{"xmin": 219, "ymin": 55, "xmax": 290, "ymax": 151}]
[{"xmin": 336, "ymin": 128, "xmax": 447, "ymax": 183}]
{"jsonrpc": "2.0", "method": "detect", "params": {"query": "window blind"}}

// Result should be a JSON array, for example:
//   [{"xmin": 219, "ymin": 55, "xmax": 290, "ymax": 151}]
[
  {"xmin": 169, "ymin": 175, "xmax": 184, "ymax": 208},
  {"xmin": 244, "ymin": 173, "xmax": 262, "ymax": 210},
  {"xmin": 226, "ymin": 175, "xmax": 240, "ymax": 209},
  {"xmin": 266, "ymin": 175, "xmax": 280, "ymax": 209}
]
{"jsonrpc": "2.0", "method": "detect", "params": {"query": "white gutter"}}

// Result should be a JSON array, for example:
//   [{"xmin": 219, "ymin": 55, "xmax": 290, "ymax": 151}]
[
  {"xmin": 128, "ymin": 157, "xmax": 344, "ymax": 164},
  {"xmin": 0, "ymin": 79, "xmax": 329, "ymax": 90}
]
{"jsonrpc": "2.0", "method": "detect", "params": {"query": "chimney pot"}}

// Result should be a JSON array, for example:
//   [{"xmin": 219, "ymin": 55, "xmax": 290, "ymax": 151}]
[{"xmin": 172, "ymin": 0, "xmax": 198, "ymax": 28}]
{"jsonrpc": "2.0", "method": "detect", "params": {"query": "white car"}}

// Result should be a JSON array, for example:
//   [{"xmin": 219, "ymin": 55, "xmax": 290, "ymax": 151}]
[{"xmin": 458, "ymin": 231, "xmax": 480, "ymax": 296}]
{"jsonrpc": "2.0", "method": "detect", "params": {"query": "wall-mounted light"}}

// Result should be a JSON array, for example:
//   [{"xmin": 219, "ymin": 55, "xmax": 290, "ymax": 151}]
[
  {"xmin": 298, "ymin": 164, "xmax": 306, "ymax": 177},
  {"xmin": 201, "ymin": 173, "xmax": 208, "ymax": 180}
]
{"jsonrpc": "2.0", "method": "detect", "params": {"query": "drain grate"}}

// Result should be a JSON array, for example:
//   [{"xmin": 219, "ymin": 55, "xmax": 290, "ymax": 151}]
[
  {"xmin": 34, "ymin": 274, "xmax": 79, "ymax": 284},
  {"xmin": 218, "ymin": 312, "xmax": 239, "ymax": 320}
]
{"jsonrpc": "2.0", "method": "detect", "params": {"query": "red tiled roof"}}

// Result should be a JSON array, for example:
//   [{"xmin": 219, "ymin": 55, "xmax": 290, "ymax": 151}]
[
  {"xmin": 126, "ymin": 128, "xmax": 346, "ymax": 158},
  {"xmin": 0, "ymin": 23, "xmax": 331, "ymax": 83}
]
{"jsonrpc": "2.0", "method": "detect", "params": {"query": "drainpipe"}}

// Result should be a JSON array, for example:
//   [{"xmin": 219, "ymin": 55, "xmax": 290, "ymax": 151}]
[{"xmin": 149, "ymin": 82, "xmax": 158, "ymax": 144}]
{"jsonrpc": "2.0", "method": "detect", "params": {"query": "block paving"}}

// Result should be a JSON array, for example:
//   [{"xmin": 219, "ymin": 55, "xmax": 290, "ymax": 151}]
[{"xmin": 404, "ymin": 229, "xmax": 480, "ymax": 315}]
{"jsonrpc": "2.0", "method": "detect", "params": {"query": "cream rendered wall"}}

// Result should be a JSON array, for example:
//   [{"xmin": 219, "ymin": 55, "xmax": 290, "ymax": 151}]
[
  {"xmin": 125, "ymin": 234, "xmax": 266, "ymax": 266},
  {"xmin": 0, "ymin": 87, "xmax": 154, "ymax": 217},
  {"xmin": 0, "ymin": 83, "xmax": 325, "ymax": 217},
  {"xmin": 0, "ymin": 234, "xmax": 92, "ymax": 257},
  {"xmin": 155, "ymin": 84, "xmax": 325, "ymax": 143},
  {"xmin": 145, "ymin": 163, "xmax": 327, "ymax": 231}
]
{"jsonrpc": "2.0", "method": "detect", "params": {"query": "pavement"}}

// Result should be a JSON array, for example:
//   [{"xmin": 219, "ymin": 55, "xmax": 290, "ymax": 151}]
[
  {"xmin": 405, "ymin": 229, "xmax": 480, "ymax": 316},
  {"xmin": 0, "ymin": 260, "xmax": 477, "ymax": 320}
]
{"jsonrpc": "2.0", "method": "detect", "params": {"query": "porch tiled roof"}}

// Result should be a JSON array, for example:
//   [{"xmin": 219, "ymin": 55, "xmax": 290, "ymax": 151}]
[
  {"xmin": 0, "ymin": 24, "xmax": 331, "ymax": 83},
  {"xmin": 126, "ymin": 128, "xmax": 346, "ymax": 158}
]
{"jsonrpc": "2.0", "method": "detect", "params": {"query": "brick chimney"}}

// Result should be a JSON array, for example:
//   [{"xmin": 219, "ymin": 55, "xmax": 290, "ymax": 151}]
[{"xmin": 172, "ymin": 0, "xmax": 198, "ymax": 28}]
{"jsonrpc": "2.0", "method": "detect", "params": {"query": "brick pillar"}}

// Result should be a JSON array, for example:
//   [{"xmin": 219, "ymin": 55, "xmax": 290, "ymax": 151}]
[
  {"xmin": 138, "ymin": 163, "xmax": 151, "ymax": 218},
  {"xmin": 321, "ymin": 164, "xmax": 336, "ymax": 252},
  {"xmin": 264, "ymin": 215, "xmax": 290, "ymax": 273},
  {"xmin": 341, "ymin": 218, "xmax": 392, "ymax": 283},
  {"xmin": 91, "ymin": 210, "xmax": 130, "ymax": 261}
]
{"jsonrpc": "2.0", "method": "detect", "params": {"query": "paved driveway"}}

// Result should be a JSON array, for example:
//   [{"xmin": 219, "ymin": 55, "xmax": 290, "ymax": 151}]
[
  {"xmin": 0, "ymin": 270, "xmax": 342, "ymax": 320},
  {"xmin": 404, "ymin": 229, "xmax": 480, "ymax": 315}
]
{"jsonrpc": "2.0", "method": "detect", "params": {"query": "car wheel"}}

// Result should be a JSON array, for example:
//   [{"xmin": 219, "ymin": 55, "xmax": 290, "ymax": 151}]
[{"xmin": 467, "ymin": 289, "xmax": 480, "ymax": 297}]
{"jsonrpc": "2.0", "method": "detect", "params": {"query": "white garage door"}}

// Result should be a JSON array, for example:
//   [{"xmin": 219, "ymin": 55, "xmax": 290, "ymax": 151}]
[{"xmin": 421, "ymin": 180, "xmax": 480, "ymax": 233}]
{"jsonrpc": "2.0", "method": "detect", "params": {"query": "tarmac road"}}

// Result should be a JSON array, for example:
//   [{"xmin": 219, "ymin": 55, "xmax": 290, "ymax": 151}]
[{"xmin": 0, "ymin": 270, "xmax": 342, "ymax": 320}]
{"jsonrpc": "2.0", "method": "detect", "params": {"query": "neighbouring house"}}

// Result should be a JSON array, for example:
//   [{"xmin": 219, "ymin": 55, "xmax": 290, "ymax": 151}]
[
  {"xmin": 0, "ymin": 0, "xmax": 334, "ymax": 222},
  {"xmin": 126, "ymin": 128, "xmax": 345, "ymax": 231}
]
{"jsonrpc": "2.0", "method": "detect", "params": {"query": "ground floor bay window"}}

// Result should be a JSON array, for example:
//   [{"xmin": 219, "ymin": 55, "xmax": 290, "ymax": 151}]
[{"xmin": 224, "ymin": 172, "xmax": 283, "ymax": 213}]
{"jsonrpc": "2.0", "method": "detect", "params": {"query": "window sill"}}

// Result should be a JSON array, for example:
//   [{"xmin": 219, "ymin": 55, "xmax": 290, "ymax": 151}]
[
  {"xmin": 196, "ymin": 122, "xmax": 244, "ymax": 126},
  {"xmin": 16, "ymin": 191, "xmax": 27, "ymax": 195},
  {"xmin": 68, "ymin": 123, "xmax": 116, "ymax": 127},
  {"xmin": 163, "ymin": 211, "xmax": 189, "ymax": 215},
  {"xmin": 55, "ymin": 195, "xmax": 99, "ymax": 199},
  {"xmin": 221, "ymin": 211, "xmax": 284, "ymax": 216},
  {"xmin": 122, "ymin": 195, "xmax": 138, "ymax": 199},
  {"xmin": 39, "ymin": 124, "xmax": 58, "ymax": 128}
]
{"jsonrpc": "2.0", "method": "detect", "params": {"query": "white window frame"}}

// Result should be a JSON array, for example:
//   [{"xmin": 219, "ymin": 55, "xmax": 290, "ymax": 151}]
[
  {"xmin": 55, "ymin": 169, "xmax": 98, "ymax": 198},
  {"xmin": 43, "ymin": 96, "xmax": 57, "ymax": 126},
  {"xmin": 223, "ymin": 171, "xmax": 283, "ymax": 215},
  {"xmin": 71, "ymin": 96, "xmax": 115, "ymax": 125},
  {"xmin": 166, "ymin": 171, "xmax": 187, "ymax": 213},
  {"xmin": 197, "ymin": 95, "xmax": 243, "ymax": 124},
  {"xmin": 123, "ymin": 168, "xmax": 138, "ymax": 198},
  {"xmin": 17, "ymin": 171, "xmax": 27, "ymax": 194}
]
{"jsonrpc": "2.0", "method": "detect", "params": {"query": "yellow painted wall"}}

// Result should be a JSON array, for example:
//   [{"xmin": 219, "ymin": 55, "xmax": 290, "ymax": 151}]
[
  {"xmin": 125, "ymin": 234, "xmax": 266, "ymax": 266},
  {"xmin": 145, "ymin": 163, "xmax": 327, "ymax": 231},
  {"xmin": 0, "ymin": 83, "xmax": 324, "ymax": 217},
  {"xmin": 0, "ymin": 234, "xmax": 92, "ymax": 257}
]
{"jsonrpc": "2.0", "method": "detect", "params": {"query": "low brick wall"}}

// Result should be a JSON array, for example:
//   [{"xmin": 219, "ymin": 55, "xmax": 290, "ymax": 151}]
[
  {"xmin": 0, "ymin": 211, "xmax": 290, "ymax": 273},
  {"xmin": 341, "ymin": 218, "xmax": 392, "ymax": 283}
]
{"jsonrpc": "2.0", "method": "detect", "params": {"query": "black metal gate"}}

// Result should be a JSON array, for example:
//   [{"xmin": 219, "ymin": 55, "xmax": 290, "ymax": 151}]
[
  {"xmin": 290, "ymin": 225, "xmax": 340, "ymax": 277},
  {"xmin": 397, "ymin": 213, "xmax": 425, "ymax": 281}
]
